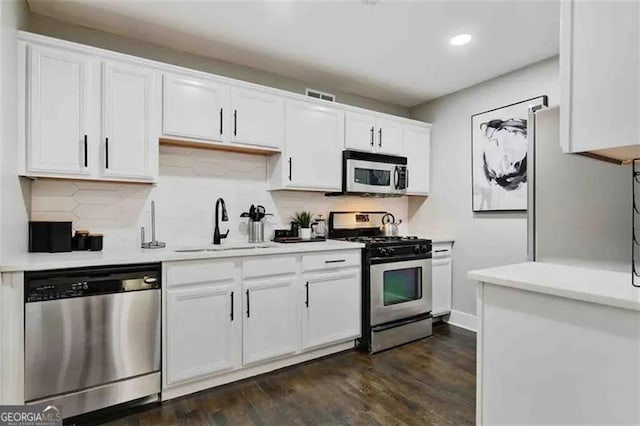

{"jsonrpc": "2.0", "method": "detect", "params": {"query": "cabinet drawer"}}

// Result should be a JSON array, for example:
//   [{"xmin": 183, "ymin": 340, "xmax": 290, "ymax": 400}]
[
  {"xmin": 165, "ymin": 260, "xmax": 236, "ymax": 287},
  {"xmin": 242, "ymin": 256, "xmax": 297, "ymax": 279},
  {"xmin": 432, "ymin": 243, "xmax": 452, "ymax": 258},
  {"xmin": 302, "ymin": 251, "xmax": 360, "ymax": 273}
]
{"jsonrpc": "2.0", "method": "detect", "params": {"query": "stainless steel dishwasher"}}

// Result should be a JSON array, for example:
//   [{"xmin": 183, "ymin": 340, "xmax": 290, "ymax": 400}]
[{"xmin": 24, "ymin": 263, "xmax": 161, "ymax": 418}]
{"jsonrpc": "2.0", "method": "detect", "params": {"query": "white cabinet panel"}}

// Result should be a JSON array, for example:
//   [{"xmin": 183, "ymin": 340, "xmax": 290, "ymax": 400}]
[
  {"xmin": 166, "ymin": 283, "xmax": 239, "ymax": 385},
  {"xmin": 345, "ymin": 111, "xmax": 376, "ymax": 152},
  {"xmin": 242, "ymin": 276, "xmax": 297, "ymax": 365},
  {"xmin": 432, "ymin": 244, "xmax": 452, "ymax": 316},
  {"xmin": 283, "ymin": 100, "xmax": 343, "ymax": 190},
  {"xmin": 561, "ymin": 0, "xmax": 639, "ymax": 154},
  {"xmin": 102, "ymin": 60, "xmax": 157, "ymax": 180},
  {"xmin": 302, "ymin": 269, "xmax": 360, "ymax": 351},
  {"xmin": 376, "ymin": 118, "xmax": 403, "ymax": 155},
  {"xmin": 163, "ymin": 74, "xmax": 229, "ymax": 142},
  {"xmin": 404, "ymin": 125, "xmax": 431, "ymax": 195},
  {"xmin": 26, "ymin": 44, "xmax": 92, "ymax": 176},
  {"xmin": 230, "ymin": 86, "xmax": 284, "ymax": 149}
]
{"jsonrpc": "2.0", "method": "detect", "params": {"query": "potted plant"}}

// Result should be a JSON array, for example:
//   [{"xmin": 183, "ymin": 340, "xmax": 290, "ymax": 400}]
[{"xmin": 292, "ymin": 211, "xmax": 314, "ymax": 239}]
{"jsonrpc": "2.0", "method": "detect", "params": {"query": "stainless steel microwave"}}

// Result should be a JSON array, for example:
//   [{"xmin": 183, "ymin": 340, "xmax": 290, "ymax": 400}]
[{"xmin": 328, "ymin": 150, "xmax": 408, "ymax": 197}]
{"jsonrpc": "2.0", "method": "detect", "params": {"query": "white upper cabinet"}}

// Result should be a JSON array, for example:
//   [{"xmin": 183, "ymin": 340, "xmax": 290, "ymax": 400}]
[
  {"xmin": 345, "ymin": 111, "xmax": 377, "ymax": 152},
  {"xmin": 404, "ymin": 125, "xmax": 431, "ymax": 195},
  {"xmin": 302, "ymin": 269, "xmax": 360, "ymax": 351},
  {"xmin": 102, "ymin": 60, "xmax": 157, "ymax": 180},
  {"xmin": 230, "ymin": 86, "xmax": 284, "ymax": 149},
  {"xmin": 26, "ymin": 44, "xmax": 92, "ymax": 176},
  {"xmin": 345, "ymin": 112, "xmax": 403, "ymax": 156},
  {"xmin": 276, "ymin": 99, "xmax": 343, "ymax": 191},
  {"xmin": 560, "ymin": 0, "xmax": 639, "ymax": 161},
  {"xmin": 376, "ymin": 118, "xmax": 404, "ymax": 156},
  {"xmin": 162, "ymin": 73, "xmax": 229, "ymax": 143}
]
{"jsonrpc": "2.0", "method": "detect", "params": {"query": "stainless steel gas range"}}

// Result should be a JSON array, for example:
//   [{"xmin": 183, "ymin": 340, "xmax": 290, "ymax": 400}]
[{"xmin": 329, "ymin": 211, "xmax": 432, "ymax": 353}]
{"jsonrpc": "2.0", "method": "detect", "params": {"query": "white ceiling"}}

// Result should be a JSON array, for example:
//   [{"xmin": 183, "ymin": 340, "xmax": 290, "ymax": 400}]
[{"xmin": 28, "ymin": 0, "xmax": 560, "ymax": 108}]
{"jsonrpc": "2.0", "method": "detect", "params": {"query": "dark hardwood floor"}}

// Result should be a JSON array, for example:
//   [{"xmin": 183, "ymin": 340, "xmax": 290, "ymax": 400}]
[{"xmin": 74, "ymin": 322, "xmax": 475, "ymax": 426}]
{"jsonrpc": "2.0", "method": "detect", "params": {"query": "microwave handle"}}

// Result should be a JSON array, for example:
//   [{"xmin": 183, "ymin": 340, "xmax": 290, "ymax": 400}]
[{"xmin": 393, "ymin": 166, "xmax": 399, "ymax": 190}]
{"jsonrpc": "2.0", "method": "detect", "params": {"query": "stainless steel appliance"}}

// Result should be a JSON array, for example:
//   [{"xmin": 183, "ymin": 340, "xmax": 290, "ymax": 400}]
[
  {"xmin": 327, "ymin": 151, "xmax": 408, "ymax": 197},
  {"xmin": 24, "ymin": 263, "xmax": 161, "ymax": 418},
  {"xmin": 329, "ymin": 211, "xmax": 432, "ymax": 353},
  {"xmin": 527, "ymin": 106, "xmax": 630, "ymax": 271}
]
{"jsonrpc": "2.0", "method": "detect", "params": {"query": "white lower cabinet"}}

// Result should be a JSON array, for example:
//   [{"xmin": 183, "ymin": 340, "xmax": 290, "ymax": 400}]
[
  {"xmin": 163, "ymin": 249, "xmax": 361, "ymax": 397},
  {"xmin": 164, "ymin": 260, "xmax": 241, "ymax": 386},
  {"xmin": 302, "ymin": 269, "xmax": 360, "ymax": 350},
  {"xmin": 242, "ymin": 276, "xmax": 297, "ymax": 365},
  {"xmin": 432, "ymin": 242, "xmax": 453, "ymax": 316}
]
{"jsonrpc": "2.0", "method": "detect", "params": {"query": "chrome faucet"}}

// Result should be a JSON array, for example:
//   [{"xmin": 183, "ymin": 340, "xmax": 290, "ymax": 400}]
[{"xmin": 213, "ymin": 198, "xmax": 229, "ymax": 245}]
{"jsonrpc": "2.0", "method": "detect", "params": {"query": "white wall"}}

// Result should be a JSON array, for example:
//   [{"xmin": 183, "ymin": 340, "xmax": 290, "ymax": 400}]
[
  {"xmin": 409, "ymin": 57, "xmax": 559, "ymax": 316},
  {"xmin": 31, "ymin": 146, "xmax": 409, "ymax": 253}
]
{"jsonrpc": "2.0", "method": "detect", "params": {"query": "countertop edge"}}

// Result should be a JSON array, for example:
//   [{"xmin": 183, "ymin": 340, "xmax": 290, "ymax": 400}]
[
  {"xmin": 1, "ymin": 241, "xmax": 365, "ymax": 273},
  {"xmin": 468, "ymin": 262, "xmax": 639, "ymax": 312}
]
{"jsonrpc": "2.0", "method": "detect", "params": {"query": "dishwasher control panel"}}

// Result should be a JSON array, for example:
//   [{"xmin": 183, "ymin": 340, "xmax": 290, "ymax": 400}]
[{"xmin": 25, "ymin": 263, "xmax": 161, "ymax": 302}]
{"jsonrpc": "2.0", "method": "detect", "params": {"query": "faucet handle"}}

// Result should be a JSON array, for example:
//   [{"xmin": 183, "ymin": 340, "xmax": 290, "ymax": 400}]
[{"xmin": 222, "ymin": 229, "xmax": 229, "ymax": 239}]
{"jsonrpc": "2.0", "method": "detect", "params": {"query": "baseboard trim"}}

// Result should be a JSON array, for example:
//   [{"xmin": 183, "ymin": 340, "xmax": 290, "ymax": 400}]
[{"xmin": 444, "ymin": 310, "xmax": 478, "ymax": 332}]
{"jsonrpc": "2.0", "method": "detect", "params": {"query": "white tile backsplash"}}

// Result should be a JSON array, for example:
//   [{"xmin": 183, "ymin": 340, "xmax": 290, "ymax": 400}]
[{"xmin": 31, "ymin": 145, "xmax": 409, "ymax": 253}]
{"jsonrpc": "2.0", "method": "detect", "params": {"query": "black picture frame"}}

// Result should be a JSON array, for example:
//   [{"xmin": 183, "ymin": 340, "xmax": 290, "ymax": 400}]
[{"xmin": 471, "ymin": 95, "xmax": 548, "ymax": 213}]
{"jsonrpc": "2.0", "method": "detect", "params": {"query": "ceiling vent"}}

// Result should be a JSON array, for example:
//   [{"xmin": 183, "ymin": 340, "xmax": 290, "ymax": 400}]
[{"xmin": 306, "ymin": 88, "xmax": 335, "ymax": 102}]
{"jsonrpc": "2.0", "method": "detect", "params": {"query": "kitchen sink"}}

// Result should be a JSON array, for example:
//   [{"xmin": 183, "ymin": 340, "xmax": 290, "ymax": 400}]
[{"xmin": 175, "ymin": 244, "xmax": 276, "ymax": 253}]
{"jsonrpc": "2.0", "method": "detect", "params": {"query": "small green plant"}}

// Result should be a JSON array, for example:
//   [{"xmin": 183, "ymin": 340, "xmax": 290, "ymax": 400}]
[{"xmin": 292, "ymin": 211, "xmax": 314, "ymax": 228}]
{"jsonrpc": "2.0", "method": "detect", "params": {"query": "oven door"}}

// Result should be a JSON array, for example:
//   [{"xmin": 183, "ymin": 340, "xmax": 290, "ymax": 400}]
[
  {"xmin": 369, "ymin": 257, "xmax": 432, "ymax": 326},
  {"xmin": 346, "ymin": 159, "xmax": 404, "ymax": 195}
]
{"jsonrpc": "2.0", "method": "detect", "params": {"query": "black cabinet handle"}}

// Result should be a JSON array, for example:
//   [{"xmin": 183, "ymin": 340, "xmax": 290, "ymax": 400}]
[
  {"xmin": 325, "ymin": 259, "xmax": 346, "ymax": 264},
  {"xmin": 83, "ymin": 135, "xmax": 88, "ymax": 167},
  {"xmin": 219, "ymin": 108, "xmax": 223, "ymax": 135},
  {"xmin": 305, "ymin": 281, "xmax": 309, "ymax": 308},
  {"xmin": 288, "ymin": 157, "xmax": 292, "ymax": 181},
  {"xmin": 370, "ymin": 126, "xmax": 374, "ymax": 147},
  {"xmin": 230, "ymin": 291, "xmax": 234, "ymax": 321},
  {"xmin": 233, "ymin": 109, "xmax": 237, "ymax": 136},
  {"xmin": 378, "ymin": 128, "xmax": 382, "ymax": 148},
  {"xmin": 105, "ymin": 137, "xmax": 109, "ymax": 169},
  {"xmin": 246, "ymin": 289, "xmax": 250, "ymax": 318},
  {"xmin": 435, "ymin": 249, "xmax": 448, "ymax": 253}
]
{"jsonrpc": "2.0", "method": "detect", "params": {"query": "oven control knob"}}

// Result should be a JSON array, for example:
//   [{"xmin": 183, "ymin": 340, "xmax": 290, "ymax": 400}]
[
  {"xmin": 421, "ymin": 244, "xmax": 430, "ymax": 253},
  {"xmin": 377, "ymin": 248, "xmax": 387, "ymax": 256},
  {"xmin": 414, "ymin": 244, "xmax": 422, "ymax": 253},
  {"xmin": 387, "ymin": 248, "xmax": 395, "ymax": 256}
]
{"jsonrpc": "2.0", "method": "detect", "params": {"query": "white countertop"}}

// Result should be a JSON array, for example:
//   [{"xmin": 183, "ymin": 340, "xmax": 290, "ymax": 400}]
[
  {"xmin": 430, "ymin": 238, "xmax": 455, "ymax": 244},
  {"xmin": 468, "ymin": 261, "xmax": 639, "ymax": 311},
  {"xmin": 1, "ymin": 240, "xmax": 364, "ymax": 273}
]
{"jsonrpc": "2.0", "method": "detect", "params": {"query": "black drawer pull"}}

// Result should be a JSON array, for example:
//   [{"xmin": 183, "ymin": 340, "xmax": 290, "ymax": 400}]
[
  {"xmin": 325, "ymin": 259, "xmax": 346, "ymax": 264},
  {"xmin": 435, "ymin": 249, "xmax": 449, "ymax": 253}
]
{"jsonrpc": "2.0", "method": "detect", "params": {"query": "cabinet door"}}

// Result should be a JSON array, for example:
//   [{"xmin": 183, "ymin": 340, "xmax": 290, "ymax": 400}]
[
  {"xmin": 27, "ymin": 44, "xmax": 92, "ymax": 176},
  {"xmin": 166, "ymin": 284, "xmax": 239, "ymax": 385},
  {"xmin": 102, "ymin": 61, "xmax": 157, "ymax": 181},
  {"xmin": 243, "ymin": 276, "xmax": 297, "ymax": 365},
  {"xmin": 302, "ymin": 270, "xmax": 360, "ymax": 351},
  {"xmin": 404, "ymin": 125, "xmax": 431, "ymax": 195},
  {"xmin": 345, "ymin": 111, "xmax": 376, "ymax": 152},
  {"xmin": 376, "ymin": 118, "xmax": 403, "ymax": 155},
  {"xmin": 284, "ymin": 100, "xmax": 343, "ymax": 190},
  {"xmin": 561, "ymin": 0, "xmax": 639, "ymax": 153},
  {"xmin": 432, "ymin": 257, "xmax": 452, "ymax": 316},
  {"xmin": 230, "ymin": 86, "xmax": 284, "ymax": 149},
  {"xmin": 163, "ymin": 74, "xmax": 229, "ymax": 142}
]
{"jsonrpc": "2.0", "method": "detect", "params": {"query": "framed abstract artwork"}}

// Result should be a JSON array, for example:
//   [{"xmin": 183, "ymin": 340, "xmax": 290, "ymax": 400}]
[{"xmin": 471, "ymin": 95, "xmax": 548, "ymax": 212}]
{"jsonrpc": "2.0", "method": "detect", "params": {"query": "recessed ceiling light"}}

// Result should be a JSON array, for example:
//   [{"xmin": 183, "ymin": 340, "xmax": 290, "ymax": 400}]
[{"xmin": 450, "ymin": 34, "xmax": 472, "ymax": 46}]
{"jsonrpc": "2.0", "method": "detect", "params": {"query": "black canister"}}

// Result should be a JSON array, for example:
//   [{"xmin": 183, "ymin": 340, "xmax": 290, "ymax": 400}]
[{"xmin": 88, "ymin": 234, "xmax": 103, "ymax": 251}]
